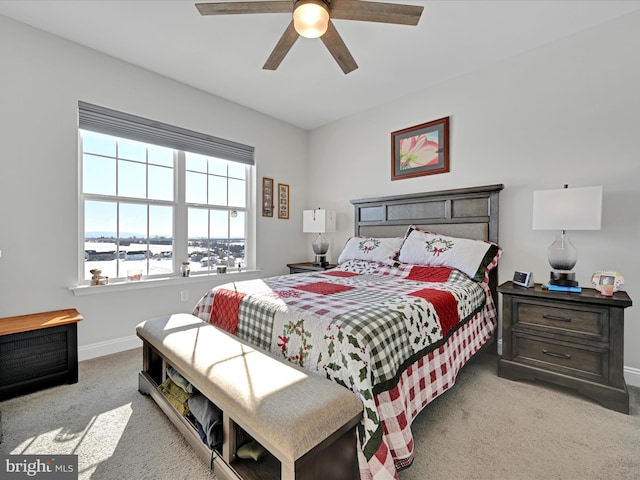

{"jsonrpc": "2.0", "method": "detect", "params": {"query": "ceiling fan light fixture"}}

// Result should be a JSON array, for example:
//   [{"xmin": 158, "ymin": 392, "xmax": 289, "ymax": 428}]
[{"xmin": 293, "ymin": 0, "xmax": 330, "ymax": 39}]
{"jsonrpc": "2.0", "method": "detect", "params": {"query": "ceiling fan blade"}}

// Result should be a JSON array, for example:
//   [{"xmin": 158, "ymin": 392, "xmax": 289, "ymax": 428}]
[
  {"xmin": 320, "ymin": 20, "xmax": 358, "ymax": 74},
  {"xmin": 329, "ymin": 0, "xmax": 423, "ymax": 26},
  {"xmin": 195, "ymin": 1, "xmax": 292, "ymax": 15},
  {"xmin": 263, "ymin": 21, "xmax": 300, "ymax": 71}
]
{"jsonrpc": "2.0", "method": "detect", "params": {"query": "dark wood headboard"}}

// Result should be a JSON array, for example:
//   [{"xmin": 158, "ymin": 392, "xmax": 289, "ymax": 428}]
[{"xmin": 350, "ymin": 184, "xmax": 504, "ymax": 295}]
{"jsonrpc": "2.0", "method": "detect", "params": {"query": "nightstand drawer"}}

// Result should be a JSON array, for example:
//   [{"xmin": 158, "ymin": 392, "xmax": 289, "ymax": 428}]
[
  {"xmin": 514, "ymin": 299, "xmax": 607, "ymax": 341},
  {"xmin": 513, "ymin": 333, "xmax": 606, "ymax": 383}
]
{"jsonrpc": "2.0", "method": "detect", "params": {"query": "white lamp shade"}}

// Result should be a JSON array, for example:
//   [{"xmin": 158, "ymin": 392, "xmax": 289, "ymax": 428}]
[
  {"xmin": 532, "ymin": 186, "xmax": 602, "ymax": 231},
  {"xmin": 303, "ymin": 209, "xmax": 336, "ymax": 233}
]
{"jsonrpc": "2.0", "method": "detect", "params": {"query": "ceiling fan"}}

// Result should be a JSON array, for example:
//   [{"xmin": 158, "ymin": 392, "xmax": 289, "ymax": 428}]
[{"xmin": 195, "ymin": 0, "xmax": 424, "ymax": 74}]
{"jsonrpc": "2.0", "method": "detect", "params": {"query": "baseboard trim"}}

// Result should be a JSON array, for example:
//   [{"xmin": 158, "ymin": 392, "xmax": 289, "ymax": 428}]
[
  {"xmin": 78, "ymin": 335, "xmax": 141, "ymax": 361},
  {"xmin": 625, "ymin": 366, "xmax": 640, "ymax": 388}
]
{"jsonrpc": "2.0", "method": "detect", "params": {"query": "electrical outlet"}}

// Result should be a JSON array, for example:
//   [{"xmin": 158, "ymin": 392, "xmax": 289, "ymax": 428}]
[{"xmin": 180, "ymin": 290, "xmax": 189, "ymax": 302}]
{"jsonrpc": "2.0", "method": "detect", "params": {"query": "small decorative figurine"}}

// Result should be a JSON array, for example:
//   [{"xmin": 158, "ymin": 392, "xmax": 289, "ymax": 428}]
[
  {"xmin": 181, "ymin": 261, "xmax": 190, "ymax": 277},
  {"xmin": 89, "ymin": 269, "xmax": 108, "ymax": 286}
]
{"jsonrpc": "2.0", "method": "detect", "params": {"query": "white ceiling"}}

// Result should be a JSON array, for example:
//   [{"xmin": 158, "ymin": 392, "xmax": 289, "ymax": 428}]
[{"xmin": 1, "ymin": 0, "xmax": 639, "ymax": 130}]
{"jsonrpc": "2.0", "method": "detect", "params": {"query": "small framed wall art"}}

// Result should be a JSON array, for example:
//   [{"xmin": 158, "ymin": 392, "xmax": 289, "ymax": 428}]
[
  {"xmin": 391, "ymin": 116, "xmax": 450, "ymax": 180},
  {"xmin": 262, "ymin": 177, "xmax": 274, "ymax": 217},
  {"xmin": 277, "ymin": 183, "xmax": 290, "ymax": 219}
]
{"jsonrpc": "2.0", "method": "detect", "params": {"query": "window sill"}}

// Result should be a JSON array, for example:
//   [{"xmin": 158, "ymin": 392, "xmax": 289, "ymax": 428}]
[{"xmin": 70, "ymin": 269, "xmax": 261, "ymax": 296}]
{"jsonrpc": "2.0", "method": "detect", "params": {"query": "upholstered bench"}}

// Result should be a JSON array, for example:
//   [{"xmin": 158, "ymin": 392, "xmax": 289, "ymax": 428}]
[{"xmin": 136, "ymin": 314, "xmax": 363, "ymax": 480}]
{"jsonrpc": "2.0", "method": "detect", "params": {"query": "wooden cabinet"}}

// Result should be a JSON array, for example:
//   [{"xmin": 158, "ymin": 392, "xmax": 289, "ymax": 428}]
[
  {"xmin": 286, "ymin": 262, "xmax": 336, "ymax": 274},
  {"xmin": 498, "ymin": 282, "xmax": 632, "ymax": 414},
  {"xmin": 0, "ymin": 309, "xmax": 82, "ymax": 400}
]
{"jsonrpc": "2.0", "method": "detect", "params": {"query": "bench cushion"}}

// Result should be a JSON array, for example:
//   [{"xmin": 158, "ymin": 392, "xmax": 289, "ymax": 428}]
[{"xmin": 136, "ymin": 314, "xmax": 363, "ymax": 463}]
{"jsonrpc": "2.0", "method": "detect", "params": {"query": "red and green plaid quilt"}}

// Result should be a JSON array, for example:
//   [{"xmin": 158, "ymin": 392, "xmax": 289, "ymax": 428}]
[{"xmin": 193, "ymin": 260, "xmax": 497, "ymax": 479}]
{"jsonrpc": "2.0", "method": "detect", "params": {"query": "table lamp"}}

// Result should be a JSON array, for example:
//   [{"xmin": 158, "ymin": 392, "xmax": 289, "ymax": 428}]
[
  {"xmin": 532, "ymin": 184, "xmax": 602, "ymax": 287},
  {"xmin": 303, "ymin": 209, "xmax": 336, "ymax": 266}
]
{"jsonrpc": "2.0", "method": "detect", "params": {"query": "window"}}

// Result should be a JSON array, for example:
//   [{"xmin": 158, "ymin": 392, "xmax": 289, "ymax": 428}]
[
  {"xmin": 79, "ymin": 102, "xmax": 254, "ymax": 283},
  {"xmin": 185, "ymin": 153, "xmax": 247, "ymax": 274}
]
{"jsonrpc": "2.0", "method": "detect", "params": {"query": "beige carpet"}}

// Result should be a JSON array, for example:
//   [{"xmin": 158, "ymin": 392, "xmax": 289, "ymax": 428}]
[
  {"xmin": 1, "ymin": 348, "xmax": 638, "ymax": 479},
  {"xmin": 400, "ymin": 354, "xmax": 640, "ymax": 480},
  {"xmin": 0, "ymin": 348, "xmax": 212, "ymax": 479}
]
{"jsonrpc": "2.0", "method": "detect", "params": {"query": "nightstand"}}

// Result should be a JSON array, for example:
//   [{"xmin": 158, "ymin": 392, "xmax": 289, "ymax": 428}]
[
  {"xmin": 287, "ymin": 262, "xmax": 337, "ymax": 274},
  {"xmin": 498, "ymin": 281, "xmax": 632, "ymax": 414}
]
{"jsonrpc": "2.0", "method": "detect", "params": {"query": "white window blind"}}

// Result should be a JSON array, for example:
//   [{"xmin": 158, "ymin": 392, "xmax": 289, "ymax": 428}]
[{"xmin": 78, "ymin": 101, "xmax": 255, "ymax": 165}]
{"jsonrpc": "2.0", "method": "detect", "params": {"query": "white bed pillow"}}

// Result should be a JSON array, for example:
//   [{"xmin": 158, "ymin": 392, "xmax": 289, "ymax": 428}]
[
  {"xmin": 337, "ymin": 236, "xmax": 403, "ymax": 265},
  {"xmin": 397, "ymin": 226, "xmax": 502, "ymax": 283}
]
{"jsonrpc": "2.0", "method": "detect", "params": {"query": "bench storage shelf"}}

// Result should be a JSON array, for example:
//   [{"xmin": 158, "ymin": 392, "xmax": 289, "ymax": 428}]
[{"xmin": 137, "ymin": 314, "xmax": 363, "ymax": 480}]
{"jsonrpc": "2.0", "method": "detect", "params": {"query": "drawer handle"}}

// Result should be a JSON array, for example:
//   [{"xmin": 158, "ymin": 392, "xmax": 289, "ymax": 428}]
[
  {"xmin": 542, "ymin": 314, "xmax": 572, "ymax": 322},
  {"xmin": 542, "ymin": 349, "xmax": 571, "ymax": 360}
]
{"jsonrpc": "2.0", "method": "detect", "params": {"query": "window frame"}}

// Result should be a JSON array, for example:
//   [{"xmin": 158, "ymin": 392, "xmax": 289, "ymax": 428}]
[{"xmin": 77, "ymin": 103, "xmax": 255, "ymax": 286}]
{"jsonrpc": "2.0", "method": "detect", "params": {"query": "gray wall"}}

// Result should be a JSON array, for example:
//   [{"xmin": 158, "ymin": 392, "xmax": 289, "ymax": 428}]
[
  {"xmin": 307, "ymin": 11, "xmax": 640, "ymax": 384},
  {"xmin": 0, "ymin": 15, "xmax": 309, "ymax": 357},
  {"xmin": 1, "ymin": 10, "xmax": 638, "ymax": 386}
]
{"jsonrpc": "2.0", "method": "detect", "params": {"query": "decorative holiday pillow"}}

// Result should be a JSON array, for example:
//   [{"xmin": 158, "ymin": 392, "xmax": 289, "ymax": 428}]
[
  {"xmin": 397, "ymin": 226, "xmax": 502, "ymax": 283},
  {"xmin": 337, "ymin": 236, "xmax": 403, "ymax": 265}
]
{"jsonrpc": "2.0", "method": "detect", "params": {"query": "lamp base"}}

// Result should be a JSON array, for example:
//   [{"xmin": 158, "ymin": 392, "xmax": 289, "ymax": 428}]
[
  {"xmin": 313, "ymin": 255, "xmax": 328, "ymax": 267},
  {"xmin": 311, "ymin": 233, "xmax": 329, "ymax": 267},
  {"xmin": 549, "ymin": 271, "xmax": 578, "ymax": 287}
]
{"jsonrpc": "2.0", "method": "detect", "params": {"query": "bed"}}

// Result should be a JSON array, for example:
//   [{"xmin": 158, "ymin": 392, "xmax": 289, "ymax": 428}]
[{"xmin": 192, "ymin": 184, "xmax": 504, "ymax": 480}]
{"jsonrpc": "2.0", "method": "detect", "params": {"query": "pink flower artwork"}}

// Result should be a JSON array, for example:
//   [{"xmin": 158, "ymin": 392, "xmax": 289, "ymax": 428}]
[
  {"xmin": 391, "ymin": 117, "xmax": 449, "ymax": 180},
  {"xmin": 399, "ymin": 133, "xmax": 439, "ymax": 170}
]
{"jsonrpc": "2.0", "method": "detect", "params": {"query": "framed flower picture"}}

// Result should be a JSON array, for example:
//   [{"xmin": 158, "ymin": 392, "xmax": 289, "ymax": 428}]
[{"xmin": 391, "ymin": 116, "xmax": 450, "ymax": 180}]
